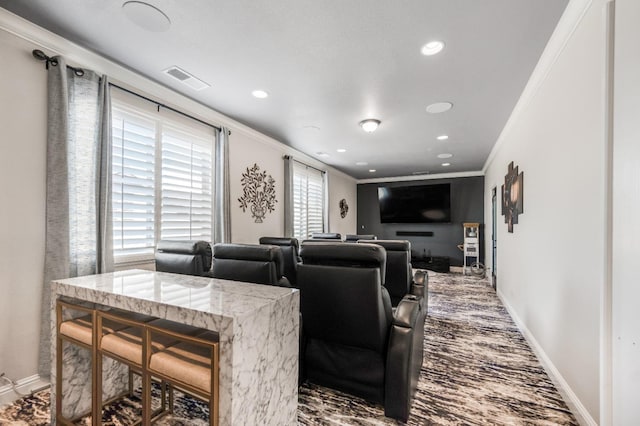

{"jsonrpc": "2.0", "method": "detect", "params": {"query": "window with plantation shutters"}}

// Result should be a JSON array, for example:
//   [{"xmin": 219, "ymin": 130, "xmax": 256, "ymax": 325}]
[
  {"xmin": 111, "ymin": 90, "xmax": 214, "ymax": 263},
  {"xmin": 160, "ymin": 126, "xmax": 213, "ymax": 241},
  {"xmin": 292, "ymin": 163, "xmax": 325, "ymax": 241},
  {"xmin": 112, "ymin": 109, "xmax": 156, "ymax": 260}
]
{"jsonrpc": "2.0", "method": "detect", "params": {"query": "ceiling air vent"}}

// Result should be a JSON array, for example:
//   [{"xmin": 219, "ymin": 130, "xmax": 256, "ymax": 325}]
[{"xmin": 163, "ymin": 66, "xmax": 210, "ymax": 91}]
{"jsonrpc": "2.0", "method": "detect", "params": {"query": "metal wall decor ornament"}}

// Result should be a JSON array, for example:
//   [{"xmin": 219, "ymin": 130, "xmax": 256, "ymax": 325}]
[
  {"xmin": 339, "ymin": 199, "xmax": 349, "ymax": 218},
  {"xmin": 238, "ymin": 163, "xmax": 277, "ymax": 223},
  {"xmin": 501, "ymin": 161, "xmax": 524, "ymax": 233}
]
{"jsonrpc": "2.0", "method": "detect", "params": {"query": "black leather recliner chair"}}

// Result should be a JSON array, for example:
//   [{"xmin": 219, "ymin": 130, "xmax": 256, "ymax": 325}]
[
  {"xmin": 344, "ymin": 234, "xmax": 377, "ymax": 242},
  {"xmin": 210, "ymin": 243, "xmax": 290, "ymax": 287},
  {"xmin": 258, "ymin": 237, "xmax": 300, "ymax": 287},
  {"xmin": 298, "ymin": 242, "xmax": 425, "ymax": 421},
  {"xmin": 359, "ymin": 240, "xmax": 428, "ymax": 308},
  {"xmin": 155, "ymin": 240, "xmax": 212, "ymax": 276}
]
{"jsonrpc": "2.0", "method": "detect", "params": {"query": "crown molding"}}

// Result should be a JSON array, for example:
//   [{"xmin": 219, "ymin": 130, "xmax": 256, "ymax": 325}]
[{"xmin": 357, "ymin": 170, "xmax": 484, "ymax": 185}]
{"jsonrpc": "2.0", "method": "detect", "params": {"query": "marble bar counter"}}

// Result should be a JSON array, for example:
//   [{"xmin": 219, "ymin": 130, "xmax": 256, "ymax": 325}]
[{"xmin": 51, "ymin": 269, "xmax": 300, "ymax": 425}]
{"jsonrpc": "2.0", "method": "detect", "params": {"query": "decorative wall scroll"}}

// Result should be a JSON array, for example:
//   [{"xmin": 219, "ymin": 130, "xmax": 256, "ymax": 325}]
[
  {"xmin": 501, "ymin": 161, "xmax": 524, "ymax": 233},
  {"xmin": 339, "ymin": 198, "xmax": 349, "ymax": 218},
  {"xmin": 238, "ymin": 163, "xmax": 277, "ymax": 223}
]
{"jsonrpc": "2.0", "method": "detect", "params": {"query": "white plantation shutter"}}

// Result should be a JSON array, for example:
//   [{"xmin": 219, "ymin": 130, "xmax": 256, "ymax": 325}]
[
  {"xmin": 112, "ymin": 110, "xmax": 156, "ymax": 259},
  {"xmin": 160, "ymin": 125, "xmax": 213, "ymax": 241},
  {"xmin": 111, "ymin": 91, "xmax": 215, "ymax": 263},
  {"xmin": 293, "ymin": 163, "xmax": 325, "ymax": 240}
]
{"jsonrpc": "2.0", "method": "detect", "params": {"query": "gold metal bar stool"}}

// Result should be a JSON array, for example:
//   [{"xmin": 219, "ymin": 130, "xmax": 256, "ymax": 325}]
[
  {"xmin": 147, "ymin": 326, "xmax": 220, "ymax": 426},
  {"xmin": 56, "ymin": 301, "xmax": 142, "ymax": 425},
  {"xmin": 97, "ymin": 311, "xmax": 203, "ymax": 424}
]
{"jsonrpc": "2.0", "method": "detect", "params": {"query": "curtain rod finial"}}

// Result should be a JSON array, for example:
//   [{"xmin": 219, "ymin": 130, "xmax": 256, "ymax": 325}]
[{"xmin": 32, "ymin": 49, "xmax": 49, "ymax": 61}]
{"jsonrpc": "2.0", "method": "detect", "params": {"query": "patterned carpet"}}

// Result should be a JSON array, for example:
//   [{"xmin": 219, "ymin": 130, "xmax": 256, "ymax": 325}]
[{"xmin": 0, "ymin": 272, "xmax": 577, "ymax": 425}]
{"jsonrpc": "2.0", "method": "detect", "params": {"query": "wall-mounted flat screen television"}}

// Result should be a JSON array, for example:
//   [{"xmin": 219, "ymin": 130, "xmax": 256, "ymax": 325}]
[{"xmin": 378, "ymin": 183, "xmax": 451, "ymax": 223}]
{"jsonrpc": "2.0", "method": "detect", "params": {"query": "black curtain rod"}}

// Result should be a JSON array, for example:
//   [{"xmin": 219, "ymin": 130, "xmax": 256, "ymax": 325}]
[
  {"xmin": 32, "ymin": 49, "xmax": 226, "ymax": 134},
  {"xmin": 284, "ymin": 155, "xmax": 326, "ymax": 174},
  {"xmin": 109, "ymin": 83, "xmax": 223, "ymax": 133}
]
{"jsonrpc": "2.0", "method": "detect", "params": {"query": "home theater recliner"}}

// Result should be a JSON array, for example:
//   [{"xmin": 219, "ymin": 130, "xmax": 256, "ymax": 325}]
[
  {"xmin": 154, "ymin": 240, "xmax": 213, "ymax": 276},
  {"xmin": 297, "ymin": 242, "xmax": 424, "ymax": 421}
]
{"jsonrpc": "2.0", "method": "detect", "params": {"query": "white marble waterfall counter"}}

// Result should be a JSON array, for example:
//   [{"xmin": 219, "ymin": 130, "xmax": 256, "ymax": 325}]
[{"xmin": 51, "ymin": 269, "xmax": 300, "ymax": 425}]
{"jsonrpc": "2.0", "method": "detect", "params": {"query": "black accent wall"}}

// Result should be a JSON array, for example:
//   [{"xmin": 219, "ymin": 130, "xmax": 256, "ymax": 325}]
[{"xmin": 357, "ymin": 176, "xmax": 484, "ymax": 266}]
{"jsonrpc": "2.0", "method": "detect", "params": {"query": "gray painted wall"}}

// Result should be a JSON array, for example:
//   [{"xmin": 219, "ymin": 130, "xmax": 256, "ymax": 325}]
[{"xmin": 357, "ymin": 176, "xmax": 484, "ymax": 266}]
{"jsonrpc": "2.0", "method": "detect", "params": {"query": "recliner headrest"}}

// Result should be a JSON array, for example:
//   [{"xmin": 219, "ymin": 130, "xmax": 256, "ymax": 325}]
[
  {"xmin": 359, "ymin": 239, "xmax": 410, "ymax": 252},
  {"xmin": 258, "ymin": 237, "xmax": 299, "ymax": 251},
  {"xmin": 300, "ymin": 242, "xmax": 386, "ymax": 279},
  {"xmin": 156, "ymin": 240, "xmax": 212, "ymax": 271},
  {"xmin": 310, "ymin": 232, "xmax": 342, "ymax": 240},
  {"xmin": 213, "ymin": 243, "xmax": 284, "ymax": 277},
  {"xmin": 345, "ymin": 234, "xmax": 377, "ymax": 242}
]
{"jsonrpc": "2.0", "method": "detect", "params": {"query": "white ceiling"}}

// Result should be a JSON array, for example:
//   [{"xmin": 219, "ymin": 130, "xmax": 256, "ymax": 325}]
[{"xmin": 0, "ymin": 0, "xmax": 568, "ymax": 179}]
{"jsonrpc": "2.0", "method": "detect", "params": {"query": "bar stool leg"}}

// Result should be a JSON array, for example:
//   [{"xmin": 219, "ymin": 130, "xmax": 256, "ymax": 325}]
[
  {"xmin": 93, "ymin": 311, "xmax": 101, "ymax": 426},
  {"xmin": 142, "ymin": 327, "xmax": 151, "ymax": 425},
  {"xmin": 55, "ymin": 303, "xmax": 63, "ymax": 424}
]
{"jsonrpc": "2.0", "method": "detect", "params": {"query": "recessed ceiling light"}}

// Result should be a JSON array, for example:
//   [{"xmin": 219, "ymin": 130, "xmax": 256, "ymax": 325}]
[
  {"xmin": 369, "ymin": 169, "xmax": 376, "ymax": 173},
  {"xmin": 337, "ymin": 148, "xmax": 347, "ymax": 153},
  {"xmin": 421, "ymin": 40, "xmax": 445, "ymax": 56},
  {"xmin": 426, "ymin": 102, "xmax": 453, "ymax": 114},
  {"xmin": 355, "ymin": 161, "xmax": 368, "ymax": 166},
  {"xmin": 436, "ymin": 135, "xmax": 449, "ymax": 141},
  {"xmin": 122, "ymin": 1, "xmax": 171, "ymax": 32},
  {"xmin": 252, "ymin": 90, "xmax": 269, "ymax": 99},
  {"xmin": 359, "ymin": 119, "xmax": 381, "ymax": 133},
  {"xmin": 441, "ymin": 162, "xmax": 451, "ymax": 167},
  {"xmin": 437, "ymin": 153, "xmax": 453, "ymax": 159}
]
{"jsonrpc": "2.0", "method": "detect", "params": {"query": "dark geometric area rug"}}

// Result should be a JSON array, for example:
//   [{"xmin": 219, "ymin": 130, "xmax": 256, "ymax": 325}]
[{"xmin": 0, "ymin": 272, "xmax": 577, "ymax": 425}]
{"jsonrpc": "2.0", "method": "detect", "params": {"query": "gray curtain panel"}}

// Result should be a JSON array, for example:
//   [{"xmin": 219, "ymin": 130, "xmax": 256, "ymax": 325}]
[
  {"xmin": 283, "ymin": 155, "xmax": 294, "ymax": 237},
  {"xmin": 39, "ymin": 57, "xmax": 113, "ymax": 378},
  {"xmin": 213, "ymin": 126, "xmax": 231, "ymax": 243}
]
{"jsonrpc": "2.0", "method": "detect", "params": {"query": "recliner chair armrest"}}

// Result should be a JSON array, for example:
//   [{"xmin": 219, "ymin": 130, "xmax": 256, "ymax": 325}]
[
  {"xmin": 277, "ymin": 276, "xmax": 292, "ymax": 288},
  {"xmin": 410, "ymin": 270, "xmax": 428, "ymax": 308},
  {"xmin": 412, "ymin": 269, "xmax": 427, "ymax": 287},
  {"xmin": 384, "ymin": 296, "xmax": 424, "ymax": 421}
]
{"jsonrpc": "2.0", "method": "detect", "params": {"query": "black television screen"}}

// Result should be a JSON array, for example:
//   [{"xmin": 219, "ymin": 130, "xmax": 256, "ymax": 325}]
[{"xmin": 378, "ymin": 183, "xmax": 451, "ymax": 223}]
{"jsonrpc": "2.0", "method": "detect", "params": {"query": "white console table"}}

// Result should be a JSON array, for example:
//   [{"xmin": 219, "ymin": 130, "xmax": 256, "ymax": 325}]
[{"xmin": 50, "ymin": 269, "xmax": 300, "ymax": 425}]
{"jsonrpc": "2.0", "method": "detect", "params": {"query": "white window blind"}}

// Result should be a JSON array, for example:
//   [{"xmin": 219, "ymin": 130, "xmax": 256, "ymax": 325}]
[
  {"xmin": 111, "ymin": 91, "xmax": 215, "ymax": 263},
  {"xmin": 293, "ymin": 163, "xmax": 325, "ymax": 241}
]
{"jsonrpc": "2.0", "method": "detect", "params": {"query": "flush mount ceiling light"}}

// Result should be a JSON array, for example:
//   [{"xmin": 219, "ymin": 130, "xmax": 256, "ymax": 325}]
[
  {"xmin": 337, "ymin": 148, "xmax": 347, "ymax": 153},
  {"xmin": 316, "ymin": 152, "xmax": 330, "ymax": 158},
  {"xmin": 122, "ymin": 1, "xmax": 171, "ymax": 32},
  {"xmin": 359, "ymin": 119, "xmax": 381, "ymax": 133},
  {"xmin": 421, "ymin": 40, "xmax": 445, "ymax": 56},
  {"xmin": 441, "ymin": 162, "xmax": 451, "ymax": 167},
  {"xmin": 436, "ymin": 135, "xmax": 449, "ymax": 141},
  {"xmin": 369, "ymin": 169, "xmax": 377, "ymax": 173},
  {"xmin": 426, "ymin": 102, "xmax": 453, "ymax": 114},
  {"xmin": 355, "ymin": 161, "xmax": 368, "ymax": 166},
  {"xmin": 252, "ymin": 90, "xmax": 269, "ymax": 99},
  {"xmin": 437, "ymin": 153, "xmax": 453, "ymax": 159}
]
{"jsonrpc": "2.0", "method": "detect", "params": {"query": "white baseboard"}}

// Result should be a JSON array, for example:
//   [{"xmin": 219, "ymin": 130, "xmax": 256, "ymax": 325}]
[
  {"xmin": 497, "ymin": 289, "xmax": 597, "ymax": 426},
  {"xmin": 0, "ymin": 374, "xmax": 50, "ymax": 408}
]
